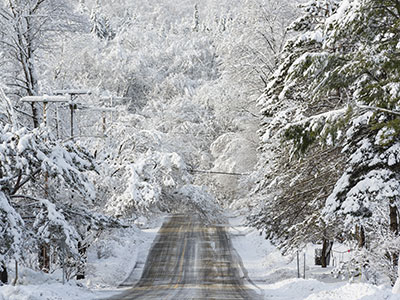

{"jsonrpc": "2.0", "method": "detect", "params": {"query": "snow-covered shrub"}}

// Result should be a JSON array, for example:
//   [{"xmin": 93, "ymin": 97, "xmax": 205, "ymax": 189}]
[
  {"xmin": 106, "ymin": 150, "xmax": 192, "ymax": 216},
  {"xmin": 0, "ymin": 91, "xmax": 122, "ymax": 279},
  {"xmin": 173, "ymin": 184, "xmax": 223, "ymax": 223},
  {"xmin": 0, "ymin": 192, "xmax": 24, "ymax": 265}
]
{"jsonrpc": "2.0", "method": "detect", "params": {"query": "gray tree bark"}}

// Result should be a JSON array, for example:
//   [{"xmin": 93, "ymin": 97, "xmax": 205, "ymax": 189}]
[{"xmin": 0, "ymin": 262, "xmax": 7, "ymax": 284}]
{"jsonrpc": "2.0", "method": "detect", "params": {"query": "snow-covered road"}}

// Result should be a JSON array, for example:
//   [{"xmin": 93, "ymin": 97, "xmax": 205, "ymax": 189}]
[
  {"xmin": 2, "ymin": 213, "xmax": 399, "ymax": 300},
  {"xmin": 107, "ymin": 214, "xmax": 260, "ymax": 299}
]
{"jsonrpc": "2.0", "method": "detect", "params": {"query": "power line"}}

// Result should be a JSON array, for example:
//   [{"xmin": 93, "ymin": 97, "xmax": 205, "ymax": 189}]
[{"xmin": 188, "ymin": 169, "xmax": 249, "ymax": 176}]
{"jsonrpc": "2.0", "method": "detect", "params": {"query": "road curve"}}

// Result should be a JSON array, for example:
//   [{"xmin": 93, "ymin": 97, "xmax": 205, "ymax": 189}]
[{"xmin": 108, "ymin": 214, "xmax": 261, "ymax": 299}]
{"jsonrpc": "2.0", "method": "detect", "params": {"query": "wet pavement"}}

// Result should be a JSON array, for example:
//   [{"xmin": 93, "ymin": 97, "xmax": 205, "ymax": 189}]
[{"xmin": 108, "ymin": 214, "xmax": 261, "ymax": 299}]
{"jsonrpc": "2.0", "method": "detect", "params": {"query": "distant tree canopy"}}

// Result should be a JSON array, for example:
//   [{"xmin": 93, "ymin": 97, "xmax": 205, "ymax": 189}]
[{"xmin": 0, "ymin": 0, "xmax": 301, "ymax": 282}]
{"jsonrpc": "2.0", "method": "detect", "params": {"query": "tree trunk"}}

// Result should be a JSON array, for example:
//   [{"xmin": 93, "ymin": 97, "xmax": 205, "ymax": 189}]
[
  {"xmin": 321, "ymin": 239, "xmax": 333, "ymax": 268},
  {"xmin": 30, "ymin": 102, "xmax": 39, "ymax": 128},
  {"xmin": 390, "ymin": 199, "xmax": 398, "ymax": 235},
  {"xmin": 321, "ymin": 238, "xmax": 328, "ymax": 268},
  {"xmin": 356, "ymin": 225, "xmax": 366, "ymax": 248},
  {"xmin": 0, "ymin": 262, "xmax": 8, "ymax": 284},
  {"xmin": 12, "ymin": 261, "xmax": 18, "ymax": 286},
  {"xmin": 27, "ymin": 58, "xmax": 40, "ymax": 128},
  {"xmin": 76, "ymin": 241, "xmax": 87, "ymax": 280},
  {"xmin": 390, "ymin": 198, "xmax": 399, "ymax": 285},
  {"xmin": 16, "ymin": 10, "xmax": 40, "ymax": 128},
  {"xmin": 39, "ymin": 244, "xmax": 50, "ymax": 273}
]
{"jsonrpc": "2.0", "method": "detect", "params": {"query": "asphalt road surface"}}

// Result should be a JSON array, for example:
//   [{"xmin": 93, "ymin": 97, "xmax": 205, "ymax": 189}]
[{"xmin": 109, "ymin": 214, "xmax": 261, "ymax": 299}]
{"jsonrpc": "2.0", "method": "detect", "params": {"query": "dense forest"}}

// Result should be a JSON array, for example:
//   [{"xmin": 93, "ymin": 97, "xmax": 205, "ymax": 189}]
[{"xmin": 1, "ymin": 0, "xmax": 400, "ymax": 292}]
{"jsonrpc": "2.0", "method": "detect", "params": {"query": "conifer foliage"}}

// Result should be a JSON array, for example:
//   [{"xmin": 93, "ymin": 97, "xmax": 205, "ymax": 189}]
[
  {"xmin": 0, "ymin": 91, "xmax": 119, "ymax": 281},
  {"xmin": 255, "ymin": 0, "xmax": 400, "ymax": 282}
]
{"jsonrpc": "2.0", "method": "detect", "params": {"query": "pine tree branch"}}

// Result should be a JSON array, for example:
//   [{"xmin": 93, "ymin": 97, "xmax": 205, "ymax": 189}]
[
  {"xmin": 11, "ymin": 168, "xmax": 41, "ymax": 195},
  {"xmin": 357, "ymin": 104, "xmax": 400, "ymax": 116}
]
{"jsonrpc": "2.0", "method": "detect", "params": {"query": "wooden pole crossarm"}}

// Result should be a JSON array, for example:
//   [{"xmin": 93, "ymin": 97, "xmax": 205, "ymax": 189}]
[
  {"xmin": 53, "ymin": 89, "xmax": 92, "ymax": 96},
  {"xmin": 21, "ymin": 95, "xmax": 69, "ymax": 103},
  {"xmin": 76, "ymin": 106, "xmax": 119, "ymax": 112},
  {"xmin": 99, "ymin": 97, "xmax": 131, "ymax": 101}
]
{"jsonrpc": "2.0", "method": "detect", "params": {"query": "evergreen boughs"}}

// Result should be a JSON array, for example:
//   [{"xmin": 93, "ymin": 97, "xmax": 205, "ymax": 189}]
[
  {"xmin": 0, "ymin": 92, "xmax": 121, "ymax": 277},
  {"xmin": 255, "ymin": 0, "xmax": 400, "ymax": 281}
]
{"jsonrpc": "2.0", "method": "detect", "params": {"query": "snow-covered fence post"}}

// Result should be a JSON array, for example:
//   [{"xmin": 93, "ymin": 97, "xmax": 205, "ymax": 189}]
[{"xmin": 59, "ymin": 238, "xmax": 66, "ymax": 285}]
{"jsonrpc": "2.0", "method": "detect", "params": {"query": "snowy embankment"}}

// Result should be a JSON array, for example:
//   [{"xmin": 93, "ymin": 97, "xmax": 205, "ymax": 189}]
[
  {"xmin": 229, "ymin": 215, "xmax": 400, "ymax": 300},
  {"xmin": 3, "ymin": 213, "xmax": 400, "ymax": 300},
  {"xmin": 0, "ymin": 216, "xmax": 163, "ymax": 300}
]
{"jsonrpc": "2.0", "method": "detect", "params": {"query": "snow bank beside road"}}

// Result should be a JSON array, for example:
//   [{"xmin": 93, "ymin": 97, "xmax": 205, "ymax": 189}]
[
  {"xmin": 0, "ymin": 217, "xmax": 162, "ymax": 300},
  {"xmin": 229, "ymin": 215, "xmax": 400, "ymax": 300},
  {"xmin": 3, "ymin": 213, "xmax": 400, "ymax": 300},
  {"xmin": 0, "ymin": 282, "xmax": 96, "ymax": 300},
  {"xmin": 85, "ymin": 224, "xmax": 158, "ymax": 288}
]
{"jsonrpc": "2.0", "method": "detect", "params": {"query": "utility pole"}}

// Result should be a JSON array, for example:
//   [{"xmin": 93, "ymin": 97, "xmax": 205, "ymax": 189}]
[
  {"xmin": 21, "ymin": 95, "xmax": 69, "ymax": 273},
  {"xmin": 75, "ymin": 106, "xmax": 119, "ymax": 137},
  {"xmin": 21, "ymin": 96, "xmax": 70, "ymax": 127},
  {"xmin": 53, "ymin": 90, "xmax": 91, "ymax": 140},
  {"xmin": 99, "ymin": 96, "xmax": 130, "ymax": 125},
  {"xmin": 22, "ymin": 91, "xmax": 119, "ymax": 139}
]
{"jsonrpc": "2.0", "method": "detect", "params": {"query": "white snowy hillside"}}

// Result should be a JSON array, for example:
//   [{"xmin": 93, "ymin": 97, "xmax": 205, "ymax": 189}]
[{"xmin": 1, "ymin": 0, "xmax": 400, "ymax": 299}]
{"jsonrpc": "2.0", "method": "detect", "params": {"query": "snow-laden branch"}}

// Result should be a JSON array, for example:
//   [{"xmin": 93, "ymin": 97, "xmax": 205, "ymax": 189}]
[
  {"xmin": 357, "ymin": 104, "xmax": 400, "ymax": 116},
  {"xmin": 283, "ymin": 107, "xmax": 348, "ymax": 130}
]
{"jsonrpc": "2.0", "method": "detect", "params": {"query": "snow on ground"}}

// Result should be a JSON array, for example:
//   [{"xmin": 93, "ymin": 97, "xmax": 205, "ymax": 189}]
[
  {"xmin": 86, "ymin": 218, "xmax": 162, "ymax": 289},
  {"xmin": 229, "ymin": 214, "xmax": 400, "ymax": 300},
  {"xmin": 0, "ymin": 215, "xmax": 164, "ymax": 300},
  {"xmin": 3, "ymin": 213, "xmax": 400, "ymax": 300},
  {"xmin": 0, "ymin": 281, "xmax": 96, "ymax": 300}
]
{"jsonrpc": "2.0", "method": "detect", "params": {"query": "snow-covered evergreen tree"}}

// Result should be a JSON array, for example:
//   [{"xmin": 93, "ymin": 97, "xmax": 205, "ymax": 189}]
[
  {"xmin": 252, "ymin": 0, "xmax": 342, "ymax": 252},
  {"xmin": 255, "ymin": 0, "xmax": 400, "ymax": 282},
  {"xmin": 0, "ymin": 90, "xmax": 119, "ymax": 281}
]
